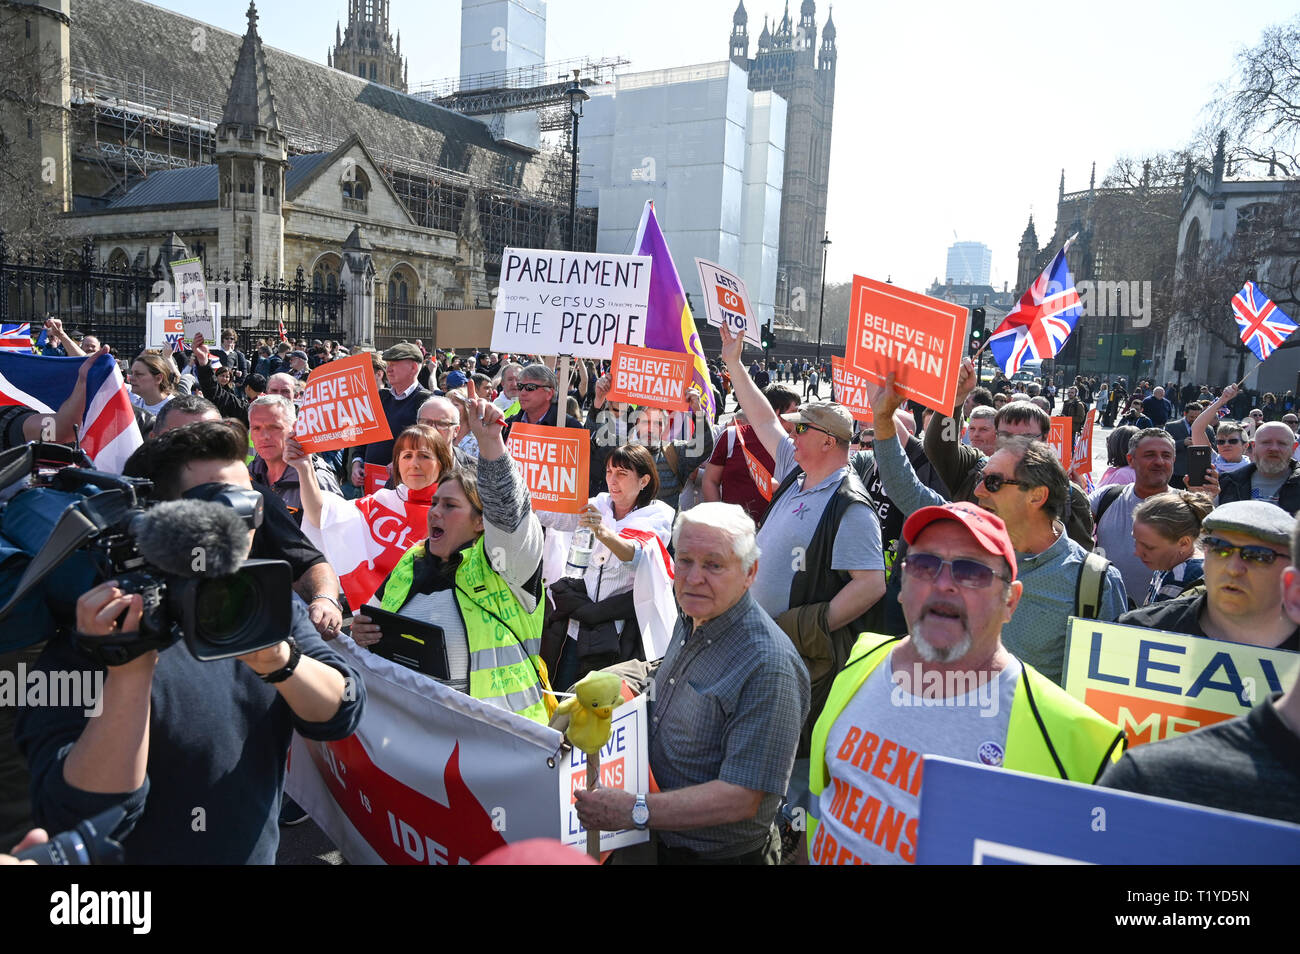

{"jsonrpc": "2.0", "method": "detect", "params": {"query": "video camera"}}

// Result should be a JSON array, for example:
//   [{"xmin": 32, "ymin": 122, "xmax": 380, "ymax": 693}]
[{"xmin": 0, "ymin": 442, "xmax": 292, "ymax": 662}]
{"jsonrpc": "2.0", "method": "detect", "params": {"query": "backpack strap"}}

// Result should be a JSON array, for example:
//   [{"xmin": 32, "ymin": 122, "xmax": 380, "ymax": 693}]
[
  {"xmin": 1074, "ymin": 550, "xmax": 1111, "ymax": 619},
  {"xmin": 1091, "ymin": 484, "xmax": 1124, "ymax": 527}
]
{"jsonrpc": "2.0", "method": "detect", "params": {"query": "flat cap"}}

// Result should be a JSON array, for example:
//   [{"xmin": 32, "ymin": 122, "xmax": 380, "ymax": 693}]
[
  {"xmin": 1201, "ymin": 500, "xmax": 1294, "ymax": 549},
  {"xmin": 383, "ymin": 342, "xmax": 423, "ymax": 363}
]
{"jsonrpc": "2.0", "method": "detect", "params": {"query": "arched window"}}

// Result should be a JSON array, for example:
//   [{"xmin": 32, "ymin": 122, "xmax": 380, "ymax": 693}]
[
  {"xmin": 386, "ymin": 264, "xmax": 418, "ymax": 322},
  {"xmin": 1182, "ymin": 218, "xmax": 1202, "ymax": 278},
  {"xmin": 369, "ymin": 62, "xmax": 377, "ymax": 80},
  {"xmin": 342, "ymin": 166, "xmax": 371, "ymax": 213}
]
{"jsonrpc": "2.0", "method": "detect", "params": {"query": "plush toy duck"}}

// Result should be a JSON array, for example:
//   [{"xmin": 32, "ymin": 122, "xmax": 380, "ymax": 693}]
[{"xmin": 555, "ymin": 671, "xmax": 624, "ymax": 755}]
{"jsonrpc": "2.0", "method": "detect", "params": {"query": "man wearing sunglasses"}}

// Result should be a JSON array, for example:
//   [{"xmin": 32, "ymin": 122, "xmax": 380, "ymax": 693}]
[
  {"xmin": 807, "ymin": 502, "xmax": 1125, "ymax": 865},
  {"xmin": 501, "ymin": 363, "xmax": 584, "ymax": 436},
  {"xmin": 1118, "ymin": 501, "xmax": 1300, "ymax": 650},
  {"xmin": 1099, "ymin": 506, "xmax": 1300, "ymax": 825}
]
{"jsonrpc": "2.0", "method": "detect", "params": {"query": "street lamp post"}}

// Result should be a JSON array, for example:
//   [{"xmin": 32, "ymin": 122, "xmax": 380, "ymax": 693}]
[
  {"xmin": 816, "ymin": 232, "xmax": 831, "ymax": 377},
  {"xmin": 564, "ymin": 70, "xmax": 589, "ymax": 252}
]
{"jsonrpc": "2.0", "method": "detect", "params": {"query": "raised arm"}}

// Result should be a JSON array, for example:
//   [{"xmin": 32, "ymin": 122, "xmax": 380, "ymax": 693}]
[
  {"xmin": 1193, "ymin": 384, "xmax": 1238, "ymax": 446},
  {"xmin": 284, "ymin": 435, "xmax": 326, "ymax": 529},
  {"xmin": 719, "ymin": 322, "xmax": 784, "ymax": 460}
]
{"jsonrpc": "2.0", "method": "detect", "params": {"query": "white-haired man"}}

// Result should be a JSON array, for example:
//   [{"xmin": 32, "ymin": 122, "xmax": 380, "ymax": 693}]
[
  {"xmin": 493, "ymin": 361, "xmax": 523, "ymax": 412},
  {"xmin": 266, "ymin": 372, "xmax": 297, "ymax": 401},
  {"xmin": 417, "ymin": 394, "xmax": 474, "ymax": 468},
  {"xmin": 575, "ymin": 502, "xmax": 810, "ymax": 864},
  {"xmin": 248, "ymin": 395, "xmax": 341, "ymax": 516}
]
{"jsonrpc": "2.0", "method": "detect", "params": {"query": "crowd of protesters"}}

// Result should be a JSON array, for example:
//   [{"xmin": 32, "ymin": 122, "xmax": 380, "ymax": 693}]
[{"xmin": 1, "ymin": 318, "xmax": 1298, "ymax": 867}]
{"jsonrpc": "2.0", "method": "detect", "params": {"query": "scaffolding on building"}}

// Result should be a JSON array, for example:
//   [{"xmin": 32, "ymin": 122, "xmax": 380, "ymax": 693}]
[{"xmin": 66, "ymin": 65, "xmax": 597, "ymax": 263}]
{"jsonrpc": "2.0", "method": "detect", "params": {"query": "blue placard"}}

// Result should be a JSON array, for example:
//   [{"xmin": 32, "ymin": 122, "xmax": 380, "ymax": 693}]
[{"xmin": 916, "ymin": 756, "xmax": 1300, "ymax": 864}]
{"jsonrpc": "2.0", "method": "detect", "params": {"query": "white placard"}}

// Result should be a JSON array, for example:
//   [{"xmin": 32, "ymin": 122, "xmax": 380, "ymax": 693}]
[
  {"xmin": 492, "ymin": 248, "xmax": 652, "ymax": 359},
  {"xmin": 557, "ymin": 692, "xmax": 651, "ymax": 854},
  {"xmin": 145, "ymin": 301, "xmax": 221, "ymax": 350},
  {"xmin": 695, "ymin": 258, "xmax": 761, "ymax": 347}
]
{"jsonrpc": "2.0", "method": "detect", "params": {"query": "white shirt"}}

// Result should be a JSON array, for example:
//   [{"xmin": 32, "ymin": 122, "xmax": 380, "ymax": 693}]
[{"xmin": 391, "ymin": 379, "xmax": 421, "ymax": 401}]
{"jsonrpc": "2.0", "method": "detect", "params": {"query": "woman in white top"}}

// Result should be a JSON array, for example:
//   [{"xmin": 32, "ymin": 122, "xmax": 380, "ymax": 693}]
[
  {"xmin": 538, "ymin": 443, "xmax": 675, "ymax": 686},
  {"xmin": 1191, "ymin": 383, "xmax": 1253, "ymax": 474},
  {"xmin": 127, "ymin": 351, "xmax": 179, "ymax": 416}
]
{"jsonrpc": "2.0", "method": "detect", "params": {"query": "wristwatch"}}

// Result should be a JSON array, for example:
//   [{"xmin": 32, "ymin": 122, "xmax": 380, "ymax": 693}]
[
  {"xmin": 258, "ymin": 637, "xmax": 302, "ymax": 684},
  {"xmin": 631, "ymin": 793, "xmax": 650, "ymax": 830}
]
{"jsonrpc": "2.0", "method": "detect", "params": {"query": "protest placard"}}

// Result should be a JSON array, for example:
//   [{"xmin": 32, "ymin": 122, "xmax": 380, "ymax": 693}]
[
  {"xmin": 492, "ymin": 248, "xmax": 652, "ymax": 358},
  {"xmin": 734, "ymin": 425, "xmax": 773, "ymax": 500},
  {"xmin": 559, "ymin": 693, "xmax": 651, "ymax": 854},
  {"xmin": 830, "ymin": 356, "xmax": 874, "ymax": 424},
  {"xmin": 915, "ymin": 756, "xmax": 1300, "ymax": 865},
  {"xmin": 1062, "ymin": 618, "xmax": 1300, "ymax": 748},
  {"xmin": 1072, "ymin": 408, "xmax": 1096, "ymax": 475},
  {"xmin": 1047, "ymin": 417, "xmax": 1072, "ymax": 468},
  {"xmin": 606, "ymin": 343, "xmax": 693, "ymax": 411},
  {"xmin": 146, "ymin": 301, "xmax": 220, "ymax": 350},
  {"xmin": 694, "ymin": 258, "xmax": 760, "ymax": 347},
  {"xmin": 845, "ymin": 275, "xmax": 967, "ymax": 416},
  {"xmin": 170, "ymin": 256, "xmax": 213, "ymax": 336},
  {"xmin": 292, "ymin": 353, "xmax": 392, "ymax": 453},
  {"xmin": 506, "ymin": 422, "xmax": 590, "ymax": 514}
]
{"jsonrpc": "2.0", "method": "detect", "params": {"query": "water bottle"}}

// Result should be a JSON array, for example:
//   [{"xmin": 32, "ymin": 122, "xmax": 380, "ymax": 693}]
[{"xmin": 565, "ymin": 528, "xmax": 594, "ymax": 578}]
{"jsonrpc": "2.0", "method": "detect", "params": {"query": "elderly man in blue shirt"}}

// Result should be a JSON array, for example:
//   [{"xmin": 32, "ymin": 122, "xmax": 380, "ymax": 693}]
[{"xmin": 575, "ymin": 502, "xmax": 810, "ymax": 864}]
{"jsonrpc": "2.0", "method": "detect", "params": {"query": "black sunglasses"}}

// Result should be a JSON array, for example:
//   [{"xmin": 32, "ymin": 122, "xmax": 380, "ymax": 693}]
[
  {"xmin": 518, "ymin": 382, "xmax": 551, "ymax": 393},
  {"xmin": 978, "ymin": 473, "xmax": 1026, "ymax": 493},
  {"xmin": 902, "ymin": 553, "xmax": 1010, "ymax": 589},
  {"xmin": 1216, "ymin": 438, "xmax": 1242, "ymax": 445},
  {"xmin": 794, "ymin": 422, "xmax": 831, "ymax": 437},
  {"xmin": 1200, "ymin": 536, "xmax": 1287, "ymax": 565}
]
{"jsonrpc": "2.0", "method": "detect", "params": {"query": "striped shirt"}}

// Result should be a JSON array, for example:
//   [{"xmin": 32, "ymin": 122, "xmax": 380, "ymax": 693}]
[{"xmin": 648, "ymin": 591, "xmax": 810, "ymax": 858}]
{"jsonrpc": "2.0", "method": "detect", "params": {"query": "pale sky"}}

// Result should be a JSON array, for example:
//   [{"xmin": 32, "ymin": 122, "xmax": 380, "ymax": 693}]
[{"xmin": 154, "ymin": 0, "xmax": 1299, "ymax": 293}]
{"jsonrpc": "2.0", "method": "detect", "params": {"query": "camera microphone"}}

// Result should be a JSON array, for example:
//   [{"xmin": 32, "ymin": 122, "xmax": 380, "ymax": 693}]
[
  {"xmin": 130, "ymin": 500, "xmax": 251, "ymax": 578},
  {"xmin": 13, "ymin": 805, "xmax": 127, "ymax": 864}
]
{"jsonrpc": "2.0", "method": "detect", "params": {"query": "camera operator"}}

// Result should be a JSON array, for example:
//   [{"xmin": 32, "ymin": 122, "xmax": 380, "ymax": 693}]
[
  {"xmin": 14, "ymin": 420, "xmax": 365, "ymax": 864},
  {"xmin": 127, "ymin": 420, "xmax": 345, "ymax": 639}
]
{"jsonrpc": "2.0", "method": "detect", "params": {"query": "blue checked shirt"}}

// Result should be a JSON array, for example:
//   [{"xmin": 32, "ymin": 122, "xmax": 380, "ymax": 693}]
[{"xmin": 648, "ymin": 591, "xmax": 810, "ymax": 858}]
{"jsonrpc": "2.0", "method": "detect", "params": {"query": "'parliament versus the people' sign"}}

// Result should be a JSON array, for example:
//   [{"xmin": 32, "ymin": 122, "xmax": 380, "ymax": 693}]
[{"xmin": 492, "ymin": 248, "xmax": 652, "ymax": 359}]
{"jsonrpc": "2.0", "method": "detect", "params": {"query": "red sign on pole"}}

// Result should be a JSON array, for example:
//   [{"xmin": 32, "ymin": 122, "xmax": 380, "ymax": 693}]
[
  {"xmin": 845, "ymin": 275, "xmax": 967, "ymax": 416},
  {"xmin": 1073, "ymin": 408, "xmax": 1097, "ymax": 475},
  {"xmin": 734, "ymin": 426, "xmax": 773, "ymax": 501},
  {"xmin": 506, "ymin": 422, "xmax": 591, "ymax": 514},
  {"xmin": 1048, "ymin": 417, "xmax": 1072, "ymax": 469},
  {"xmin": 830, "ymin": 356, "xmax": 874, "ymax": 424},
  {"xmin": 606, "ymin": 343, "xmax": 693, "ymax": 411},
  {"xmin": 293, "ymin": 353, "xmax": 392, "ymax": 453}
]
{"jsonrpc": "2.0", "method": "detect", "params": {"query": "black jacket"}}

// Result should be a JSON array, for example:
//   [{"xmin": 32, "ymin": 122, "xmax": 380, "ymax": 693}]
[{"xmin": 1218, "ymin": 460, "xmax": 1300, "ymax": 516}]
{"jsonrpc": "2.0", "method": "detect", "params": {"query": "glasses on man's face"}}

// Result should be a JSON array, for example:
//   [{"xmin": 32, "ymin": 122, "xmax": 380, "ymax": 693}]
[
  {"xmin": 794, "ymin": 422, "xmax": 830, "ymax": 437},
  {"xmin": 1216, "ymin": 438, "xmax": 1242, "ymax": 446},
  {"xmin": 519, "ymin": 382, "xmax": 551, "ymax": 393},
  {"xmin": 424, "ymin": 419, "xmax": 459, "ymax": 432},
  {"xmin": 978, "ymin": 472, "xmax": 1025, "ymax": 493},
  {"xmin": 902, "ymin": 552, "xmax": 1010, "ymax": 589},
  {"xmin": 1200, "ymin": 536, "xmax": 1286, "ymax": 566}
]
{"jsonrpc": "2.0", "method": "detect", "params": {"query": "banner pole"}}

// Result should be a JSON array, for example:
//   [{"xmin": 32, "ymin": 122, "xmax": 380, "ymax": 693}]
[
  {"xmin": 586, "ymin": 757, "xmax": 600, "ymax": 859},
  {"xmin": 557, "ymin": 355, "xmax": 571, "ymax": 429}
]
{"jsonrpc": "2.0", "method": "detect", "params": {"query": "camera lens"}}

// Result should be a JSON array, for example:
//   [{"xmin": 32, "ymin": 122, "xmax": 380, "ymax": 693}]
[{"xmin": 194, "ymin": 575, "xmax": 258, "ymax": 647}]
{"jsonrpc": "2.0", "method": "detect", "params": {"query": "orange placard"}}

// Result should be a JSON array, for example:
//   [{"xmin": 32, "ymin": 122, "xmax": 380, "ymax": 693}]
[
  {"xmin": 1072, "ymin": 408, "xmax": 1096, "ymax": 475},
  {"xmin": 506, "ymin": 422, "xmax": 590, "ymax": 514},
  {"xmin": 1047, "ymin": 417, "xmax": 1072, "ymax": 468},
  {"xmin": 845, "ymin": 275, "xmax": 967, "ymax": 416},
  {"xmin": 606, "ymin": 343, "xmax": 693, "ymax": 411},
  {"xmin": 734, "ymin": 426, "xmax": 773, "ymax": 500},
  {"xmin": 293, "ymin": 353, "xmax": 393, "ymax": 453},
  {"xmin": 830, "ymin": 356, "xmax": 874, "ymax": 424}
]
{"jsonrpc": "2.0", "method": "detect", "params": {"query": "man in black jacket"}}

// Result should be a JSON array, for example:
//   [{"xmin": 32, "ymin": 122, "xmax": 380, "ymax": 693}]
[{"xmin": 1218, "ymin": 421, "xmax": 1300, "ymax": 515}]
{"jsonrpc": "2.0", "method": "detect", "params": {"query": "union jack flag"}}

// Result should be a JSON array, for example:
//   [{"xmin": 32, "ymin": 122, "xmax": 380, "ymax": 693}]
[
  {"xmin": 0, "ymin": 324, "xmax": 33, "ymax": 353},
  {"xmin": 1231, "ymin": 281, "xmax": 1298, "ymax": 362},
  {"xmin": 278, "ymin": 320, "xmax": 288, "ymax": 343},
  {"xmin": 988, "ymin": 242, "xmax": 1082, "ymax": 375}
]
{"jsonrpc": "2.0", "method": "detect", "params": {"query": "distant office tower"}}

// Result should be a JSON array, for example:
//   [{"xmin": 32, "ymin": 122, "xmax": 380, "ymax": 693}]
[{"xmin": 946, "ymin": 241, "xmax": 992, "ymax": 285}]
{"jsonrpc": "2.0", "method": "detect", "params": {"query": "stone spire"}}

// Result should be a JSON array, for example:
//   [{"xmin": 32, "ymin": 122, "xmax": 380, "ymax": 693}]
[{"xmin": 220, "ymin": 3, "xmax": 281, "ymax": 137}]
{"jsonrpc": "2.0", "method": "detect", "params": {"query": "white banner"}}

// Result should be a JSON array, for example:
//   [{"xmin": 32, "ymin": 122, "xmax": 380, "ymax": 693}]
[
  {"xmin": 558, "ymin": 693, "xmax": 650, "ymax": 853},
  {"xmin": 492, "ymin": 248, "xmax": 652, "ymax": 358},
  {"xmin": 695, "ymin": 258, "xmax": 760, "ymax": 347},
  {"xmin": 145, "ymin": 301, "xmax": 221, "ymax": 350},
  {"xmin": 286, "ymin": 637, "xmax": 649, "ymax": 864},
  {"xmin": 169, "ymin": 256, "xmax": 212, "ymax": 331}
]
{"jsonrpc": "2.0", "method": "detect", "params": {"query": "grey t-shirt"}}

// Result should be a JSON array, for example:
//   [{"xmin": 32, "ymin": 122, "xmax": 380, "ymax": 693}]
[
  {"xmin": 751, "ymin": 438, "xmax": 885, "ymax": 618},
  {"xmin": 813, "ymin": 653, "xmax": 1021, "ymax": 865},
  {"xmin": 1089, "ymin": 483, "xmax": 1151, "ymax": 601},
  {"xmin": 1251, "ymin": 469, "xmax": 1289, "ymax": 505}
]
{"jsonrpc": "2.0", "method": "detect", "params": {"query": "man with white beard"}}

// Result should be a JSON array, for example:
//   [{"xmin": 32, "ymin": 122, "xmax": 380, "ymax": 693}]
[
  {"xmin": 806, "ymin": 501, "xmax": 1125, "ymax": 866},
  {"xmin": 1218, "ymin": 421, "xmax": 1300, "ymax": 515}
]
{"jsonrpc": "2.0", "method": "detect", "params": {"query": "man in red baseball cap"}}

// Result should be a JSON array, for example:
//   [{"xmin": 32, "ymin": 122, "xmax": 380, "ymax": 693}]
[{"xmin": 805, "ymin": 500, "xmax": 1125, "ymax": 866}]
